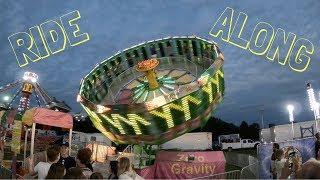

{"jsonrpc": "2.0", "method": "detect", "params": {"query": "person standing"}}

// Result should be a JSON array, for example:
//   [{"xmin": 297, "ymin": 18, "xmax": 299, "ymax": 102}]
[
  {"xmin": 315, "ymin": 133, "xmax": 320, "ymax": 160},
  {"xmin": 0, "ymin": 127, "xmax": 6, "ymax": 163},
  {"xmin": 274, "ymin": 149, "xmax": 286, "ymax": 179},
  {"xmin": 108, "ymin": 161, "xmax": 118, "ymax": 179},
  {"xmin": 270, "ymin": 143, "xmax": 280, "ymax": 179},
  {"xmin": 118, "ymin": 157, "xmax": 143, "ymax": 180},
  {"xmin": 45, "ymin": 163, "xmax": 66, "ymax": 179},
  {"xmin": 29, "ymin": 146, "xmax": 60, "ymax": 179},
  {"xmin": 90, "ymin": 172, "xmax": 103, "ymax": 179},
  {"xmin": 64, "ymin": 167, "xmax": 86, "ymax": 179},
  {"xmin": 57, "ymin": 142, "xmax": 76, "ymax": 170},
  {"xmin": 76, "ymin": 148, "xmax": 93, "ymax": 178}
]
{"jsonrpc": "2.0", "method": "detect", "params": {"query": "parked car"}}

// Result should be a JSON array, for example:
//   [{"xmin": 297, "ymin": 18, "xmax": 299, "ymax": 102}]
[{"xmin": 218, "ymin": 134, "xmax": 260, "ymax": 150}]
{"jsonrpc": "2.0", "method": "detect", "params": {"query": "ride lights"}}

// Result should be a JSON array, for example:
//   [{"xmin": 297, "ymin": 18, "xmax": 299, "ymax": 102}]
[
  {"xmin": 96, "ymin": 105, "xmax": 111, "ymax": 114},
  {"xmin": 287, "ymin": 104, "xmax": 295, "ymax": 139},
  {"xmin": 306, "ymin": 83, "xmax": 320, "ymax": 119},
  {"xmin": 3, "ymin": 96, "xmax": 10, "ymax": 102},
  {"xmin": 76, "ymin": 94, "xmax": 83, "ymax": 102},
  {"xmin": 307, "ymin": 83, "xmax": 316, "ymax": 111},
  {"xmin": 23, "ymin": 72, "xmax": 38, "ymax": 83},
  {"xmin": 287, "ymin": 104, "xmax": 295, "ymax": 122}
]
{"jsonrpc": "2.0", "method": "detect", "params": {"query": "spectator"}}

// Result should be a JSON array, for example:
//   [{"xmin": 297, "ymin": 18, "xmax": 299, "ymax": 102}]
[
  {"xmin": 46, "ymin": 163, "xmax": 66, "ymax": 179},
  {"xmin": 90, "ymin": 172, "xmax": 103, "ymax": 179},
  {"xmin": 92, "ymin": 155, "xmax": 111, "ymax": 179},
  {"xmin": 270, "ymin": 143, "xmax": 280, "ymax": 178},
  {"xmin": 108, "ymin": 161, "xmax": 118, "ymax": 179},
  {"xmin": 271, "ymin": 143, "xmax": 280, "ymax": 161},
  {"xmin": 297, "ymin": 158, "xmax": 320, "ymax": 178},
  {"xmin": 118, "ymin": 157, "xmax": 143, "ymax": 180},
  {"xmin": 273, "ymin": 149, "xmax": 286, "ymax": 179},
  {"xmin": 84, "ymin": 148, "xmax": 94, "ymax": 171},
  {"xmin": 64, "ymin": 167, "xmax": 86, "ymax": 179},
  {"xmin": 30, "ymin": 146, "xmax": 60, "ymax": 179},
  {"xmin": 279, "ymin": 157, "xmax": 320, "ymax": 179},
  {"xmin": 57, "ymin": 142, "xmax": 76, "ymax": 170},
  {"xmin": 0, "ymin": 127, "xmax": 6, "ymax": 162},
  {"xmin": 76, "ymin": 148, "xmax": 93, "ymax": 178},
  {"xmin": 315, "ymin": 132, "xmax": 320, "ymax": 159}
]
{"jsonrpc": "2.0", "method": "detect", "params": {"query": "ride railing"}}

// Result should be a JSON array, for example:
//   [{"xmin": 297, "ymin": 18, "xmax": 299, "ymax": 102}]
[
  {"xmin": 122, "ymin": 144, "xmax": 134, "ymax": 154},
  {"xmin": 240, "ymin": 161, "xmax": 259, "ymax": 179},
  {"xmin": 224, "ymin": 151, "xmax": 259, "ymax": 179},
  {"xmin": 224, "ymin": 151, "xmax": 258, "ymax": 168},
  {"xmin": 193, "ymin": 170, "xmax": 241, "ymax": 179}
]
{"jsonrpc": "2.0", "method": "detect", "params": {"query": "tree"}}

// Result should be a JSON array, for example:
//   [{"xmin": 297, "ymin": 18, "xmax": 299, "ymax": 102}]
[
  {"xmin": 239, "ymin": 121, "xmax": 249, "ymax": 139},
  {"xmin": 248, "ymin": 123, "xmax": 260, "ymax": 140},
  {"xmin": 191, "ymin": 117, "xmax": 239, "ymax": 140}
]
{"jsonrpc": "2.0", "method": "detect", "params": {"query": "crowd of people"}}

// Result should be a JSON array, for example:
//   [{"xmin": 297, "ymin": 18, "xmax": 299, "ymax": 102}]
[
  {"xmin": 270, "ymin": 132, "xmax": 320, "ymax": 179},
  {"xmin": 19, "ymin": 142, "xmax": 143, "ymax": 179}
]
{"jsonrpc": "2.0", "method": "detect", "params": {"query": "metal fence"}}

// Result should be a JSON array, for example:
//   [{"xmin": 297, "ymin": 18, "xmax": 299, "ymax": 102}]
[
  {"xmin": 194, "ymin": 170, "xmax": 241, "ymax": 179},
  {"xmin": 224, "ymin": 152, "xmax": 258, "ymax": 167},
  {"xmin": 224, "ymin": 151, "xmax": 259, "ymax": 179},
  {"xmin": 240, "ymin": 162, "xmax": 259, "ymax": 179}
]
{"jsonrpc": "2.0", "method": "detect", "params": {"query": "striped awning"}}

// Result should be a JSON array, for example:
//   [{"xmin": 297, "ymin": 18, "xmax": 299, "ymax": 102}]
[{"xmin": 0, "ymin": 108, "xmax": 73, "ymax": 129}]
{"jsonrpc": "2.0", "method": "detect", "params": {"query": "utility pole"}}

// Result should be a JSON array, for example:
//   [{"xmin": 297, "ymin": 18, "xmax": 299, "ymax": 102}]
[
  {"xmin": 260, "ymin": 106, "xmax": 265, "ymax": 129},
  {"xmin": 259, "ymin": 106, "xmax": 265, "ymax": 142}
]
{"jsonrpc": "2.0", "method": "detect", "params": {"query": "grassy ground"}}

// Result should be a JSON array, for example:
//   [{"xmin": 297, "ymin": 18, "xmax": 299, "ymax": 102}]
[
  {"xmin": 225, "ymin": 163, "xmax": 241, "ymax": 171},
  {"xmin": 224, "ymin": 148, "xmax": 258, "ymax": 175},
  {"xmin": 224, "ymin": 148, "xmax": 257, "ymax": 157}
]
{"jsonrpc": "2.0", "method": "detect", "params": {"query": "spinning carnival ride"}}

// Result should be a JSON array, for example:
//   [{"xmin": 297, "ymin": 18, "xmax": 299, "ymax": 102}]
[
  {"xmin": 0, "ymin": 72, "xmax": 71, "ymax": 154},
  {"xmin": 0, "ymin": 72, "xmax": 71, "ymax": 114},
  {"xmin": 78, "ymin": 36, "xmax": 225, "ymax": 144}
]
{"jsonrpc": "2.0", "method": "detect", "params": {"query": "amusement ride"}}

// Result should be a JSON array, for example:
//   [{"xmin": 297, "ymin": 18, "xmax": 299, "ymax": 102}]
[{"xmin": 78, "ymin": 36, "xmax": 225, "ymax": 145}]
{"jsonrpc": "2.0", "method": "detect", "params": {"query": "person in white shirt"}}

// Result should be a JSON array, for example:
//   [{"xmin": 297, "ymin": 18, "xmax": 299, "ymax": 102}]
[
  {"xmin": 273, "ymin": 149, "xmax": 286, "ymax": 179},
  {"xmin": 118, "ymin": 157, "xmax": 143, "ymax": 180},
  {"xmin": 29, "ymin": 146, "xmax": 60, "ymax": 179}
]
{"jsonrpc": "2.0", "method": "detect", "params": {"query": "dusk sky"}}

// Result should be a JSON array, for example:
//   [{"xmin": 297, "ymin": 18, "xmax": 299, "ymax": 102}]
[{"xmin": 1, "ymin": 0, "xmax": 320, "ymax": 127}]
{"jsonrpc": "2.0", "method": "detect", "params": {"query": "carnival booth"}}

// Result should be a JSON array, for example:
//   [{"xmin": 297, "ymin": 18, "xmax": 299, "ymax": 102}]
[
  {"xmin": 0, "ymin": 108, "xmax": 73, "ymax": 159},
  {"xmin": 22, "ymin": 108, "xmax": 73, "ymax": 156}
]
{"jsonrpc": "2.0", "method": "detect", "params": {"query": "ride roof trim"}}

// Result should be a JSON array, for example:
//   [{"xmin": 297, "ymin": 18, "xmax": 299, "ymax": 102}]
[{"xmin": 81, "ymin": 36, "xmax": 217, "ymax": 83}]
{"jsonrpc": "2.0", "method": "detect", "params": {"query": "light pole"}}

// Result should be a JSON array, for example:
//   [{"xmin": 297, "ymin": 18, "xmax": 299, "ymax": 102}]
[
  {"xmin": 260, "ymin": 107, "xmax": 265, "ymax": 142},
  {"xmin": 287, "ymin": 104, "xmax": 295, "ymax": 140},
  {"xmin": 307, "ymin": 83, "xmax": 319, "ymax": 132}
]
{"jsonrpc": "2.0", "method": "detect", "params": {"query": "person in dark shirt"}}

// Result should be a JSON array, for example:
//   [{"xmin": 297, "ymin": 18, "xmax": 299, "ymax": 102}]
[
  {"xmin": 76, "ymin": 148, "xmax": 93, "ymax": 178},
  {"xmin": 57, "ymin": 142, "xmax": 76, "ymax": 170},
  {"xmin": 270, "ymin": 143, "xmax": 280, "ymax": 179},
  {"xmin": 271, "ymin": 143, "xmax": 280, "ymax": 161},
  {"xmin": 315, "ymin": 133, "xmax": 320, "ymax": 159}
]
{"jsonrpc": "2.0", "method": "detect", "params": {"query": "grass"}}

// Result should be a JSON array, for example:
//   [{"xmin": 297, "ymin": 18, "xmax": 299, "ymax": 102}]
[
  {"xmin": 224, "ymin": 148, "xmax": 257, "ymax": 157},
  {"xmin": 225, "ymin": 163, "xmax": 241, "ymax": 171}
]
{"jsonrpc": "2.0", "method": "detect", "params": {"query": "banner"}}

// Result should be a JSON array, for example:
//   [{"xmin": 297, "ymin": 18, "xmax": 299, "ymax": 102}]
[
  {"xmin": 258, "ymin": 137, "xmax": 315, "ymax": 179},
  {"xmin": 135, "ymin": 165, "xmax": 156, "ymax": 179},
  {"xmin": 151, "ymin": 151, "xmax": 225, "ymax": 179}
]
